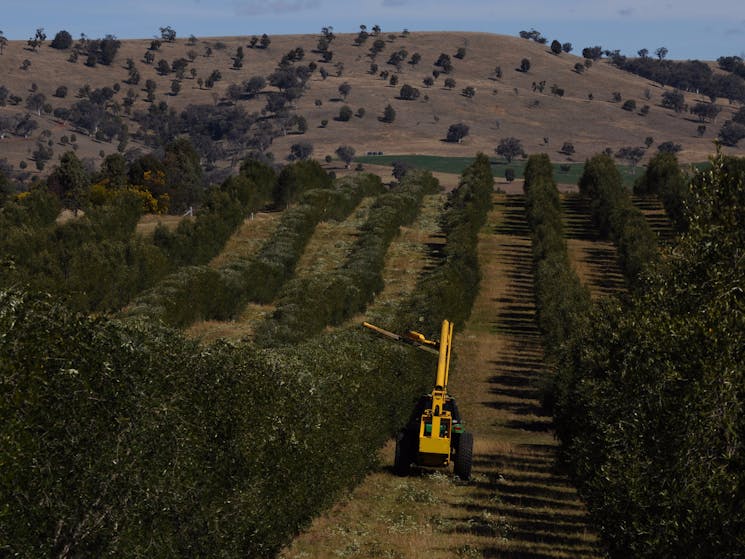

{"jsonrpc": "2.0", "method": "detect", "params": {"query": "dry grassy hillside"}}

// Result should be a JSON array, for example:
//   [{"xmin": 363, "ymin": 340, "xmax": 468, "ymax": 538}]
[{"xmin": 0, "ymin": 30, "xmax": 741, "ymax": 181}]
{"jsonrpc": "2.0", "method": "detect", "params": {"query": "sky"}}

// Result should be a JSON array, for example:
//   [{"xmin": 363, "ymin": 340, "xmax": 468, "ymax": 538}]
[{"xmin": 2, "ymin": 0, "xmax": 743, "ymax": 60}]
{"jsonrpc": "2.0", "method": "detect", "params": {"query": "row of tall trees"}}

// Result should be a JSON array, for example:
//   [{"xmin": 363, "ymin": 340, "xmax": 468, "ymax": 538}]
[
  {"xmin": 125, "ymin": 167, "xmax": 376, "ymax": 328},
  {"xmin": 522, "ymin": 154, "xmax": 590, "ymax": 358},
  {"xmin": 0, "ymin": 156, "xmax": 495, "ymax": 558},
  {"xmin": 578, "ymin": 153, "xmax": 659, "ymax": 288},
  {"xmin": 553, "ymin": 150, "xmax": 745, "ymax": 558},
  {"xmin": 255, "ymin": 170, "xmax": 439, "ymax": 346}
]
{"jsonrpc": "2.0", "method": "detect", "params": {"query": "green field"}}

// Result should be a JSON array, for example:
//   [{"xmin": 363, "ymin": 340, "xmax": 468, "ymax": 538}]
[{"xmin": 355, "ymin": 154, "xmax": 703, "ymax": 188}]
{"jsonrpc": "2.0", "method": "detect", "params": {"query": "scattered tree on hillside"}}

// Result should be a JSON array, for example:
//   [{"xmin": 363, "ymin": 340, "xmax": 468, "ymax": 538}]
[
  {"xmin": 145, "ymin": 79, "xmax": 157, "ymax": 102},
  {"xmin": 462, "ymin": 86, "xmax": 476, "ymax": 98},
  {"xmin": 244, "ymin": 75, "xmax": 266, "ymax": 97},
  {"xmin": 519, "ymin": 29, "xmax": 547, "ymax": 43},
  {"xmin": 205, "ymin": 70, "xmax": 222, "ymax": 88},
  {"xmin": 657, "ymin": 141, "xmax": 682, "ymax": 154},
  {"xmin": 27, "ymin": 28, "xmax": 46, "ymax": 51},
  {"xmin": 335, "ymin": 145, "xmax": 355, "ymax": 168},
  {"xmin": 423, "ymin": 76, "xmax": 434, "ymax": 88},
  {"xmin": 550, "ymin": 40, "xmax": 562, "ymax": 55},
  {"xmin": 519, "ymin": 58, "xmax": 531, "ymax": 73},
  {"xmin": 434, "ymin": 53, "xmax": 453, "ymax": 73},
  {"xmin": 718, "ymin": 121, "xmax": 745, "ymax": 146},
  {"xmin": 582, "ymin": 46, "xmax": 603, "ymax": 61},
  {"xmin": 51, "ymin": 30, "xmax": 72, "ymax": 49},
  {"xmin": 496, "ymin": 137, "xmax": 524, "ymax": 162},
  {"xmin": 337, "ymin": 105, "xmax": 353, "ymax": 121},
  {"xmin": 560, "ymin": 142, "xmax": 575, "ymax": 156},
  {"xmin": 392, "ymin": 160, "xmax": 412, "ymax": 180},
  {"xmin": 444, "ymin": 77, "xmax": 456, "ymax": 89},
  {"xmin": 289, "ymin": 142, "xmax": 313, "ymax": 160},
  {"xmin": 454, "ymin": 47, "xmax": 466, "ymax": 60},
  {"xmin": 338, "ymin": 82, "xmax": 351, "ymax": 100},
  {"xmin": 661, "ymin": 90, "xmax": 686, "ymax": 113},
  {"xmin": 399, "ymin": 84, "xmax": 420, "ymax": 100},
  {"xmin": 622, "ymin": 99, "xmax": 637, "ymax": 111},
  {"xmin": 381, "ymin": 103, "xmax": 396, "ymax": 123},
  {"xmin": 562, "ymin": 42, "xmax": 573, "ymax": 53},
  {"xmin": 410, "ymin": 52, "xmax": 421, "ymax": 65},
  {"xmin": 25, "ymin": 93, "xmax": 46, "ymax": 115},
  {"xmin": 616, "ymin": 145, "xmax": 645, "ymax": 168},
  {"xmin": 0, "ymin": 31, "xmax": 7, "ymax": 55},
  {"xmin": 370, "ymin": 39, "xmax": 386, "ymax": 56},
  {"xmin": 690, "ymin": 102, "xmax": 721, "ymax": 123},
  {"xmin": 160, "ymin": 26, "xmax": 176, "ymax": 42},
  {"xmin": 446, "ymin": 123, "xmax": 469, "ymax": 143},
  {"xmin": 156, "ymin": 59, "xmax": 171, "ymax": 75},
  {"xmin": 655, "ymin": 46, "xmax": 668, "ymax": 60},
  {"xmin": 259, "ymin": 34, "xmax": 271, "ymax": 49}
]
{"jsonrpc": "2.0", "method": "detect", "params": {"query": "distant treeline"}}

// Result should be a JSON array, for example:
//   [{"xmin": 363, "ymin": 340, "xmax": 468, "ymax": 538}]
[{"xmin": 609, "ymin": 54, "xmax": 745, "ymax": 102}]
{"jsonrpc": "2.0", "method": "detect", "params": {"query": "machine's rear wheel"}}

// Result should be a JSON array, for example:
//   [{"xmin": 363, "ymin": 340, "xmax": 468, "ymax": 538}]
[
  {"xmin": 454, "ymin": 431, "xmax": 473, "ymax": 480},
  {"xmin": 393, "ymin": 431, "xmax": 413, "ymax": 476}
]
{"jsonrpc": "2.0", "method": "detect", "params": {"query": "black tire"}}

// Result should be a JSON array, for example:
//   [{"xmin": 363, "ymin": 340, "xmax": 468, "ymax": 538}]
[
  {"xmin": 393, "ymin": 430, "xmax": 412, "ymax": 476},
  {"xmin": 454, "ymin": 431, "xmax": 473, "ymax": 480}
]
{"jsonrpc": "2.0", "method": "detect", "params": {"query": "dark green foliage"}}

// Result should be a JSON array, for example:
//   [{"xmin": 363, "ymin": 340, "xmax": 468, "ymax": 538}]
[
  {"xmin": 446, "ymin": 123, "xmax": 469, "ymax": 143},
  {"xmin": 399, "ymin": 83, "xmax": 420, "ymax": 100},
  {"xmin": 255, "ymin": 172, "xmax": 436, "ymax": 346},
  {"xmin": 553, "ymin": 151, "xmax": 745, "ymax": 558},
  {"xmin": 127, "ymin": 175, "xmax": 382, "ymax": 327},
  {"xmin": 634, "ymin": 152, "xmax": 689, "ymax": 231},
  {"xmin": 400, "ymin": 154, "xmax": 493, "ymax": 336},
  {"xmin": 45, "ymin": 151, "xmax": 90, "ymax": 211},
  {"xmin": 0, "ymin": 289, "xmax": 435, "ymax": 557},
  {"xmin": 661, "ymin": 89, "xmax": 686, "ymax": 112},
  {"xmin": 613, "ymin": 56, "xmax": 745, "ymax": 103},
  {"xmin": 50, "ymin": 29, "xmax": 72, "ymax": 49},
  {"xmin": 523, "ymin": 154, "xmax": 591, "ymax": 358},
  {"xmin": 0, "ymin": 190, "xmax": 171, "ymax": 313},
  {"xmin": 579, "ymin": 153, "xmax": 659, "ymax": 288},
  {"xmin": 381, "ymin": 103, "xmax": 396, "ymax": 123},
  {"xmin": 153, "ymin": 187, "xmax": 246, "ymax": 266},
  {"xmin": 273, "ymin": 159, "xmax": 332, "ymax": 207},
  {"xmin": 719, "ymin": 120, "xmax": 745, "ymax": 146},
  {"xmin": 337, "ymin": 105, "xmax": 353, "ymax": 121}
]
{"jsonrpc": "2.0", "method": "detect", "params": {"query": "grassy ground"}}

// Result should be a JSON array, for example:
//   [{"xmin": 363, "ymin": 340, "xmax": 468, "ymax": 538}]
[
  {"xmin": 561, "ymin": 193, "xmax": 625, "ymax": 299},
  {"xmin": 632, "ymin": 196, "xmax": 675, "ymax": 245},
  {"xmin": 184, "ymin": 211, "xmax": 282, "ymax": 342},
  {"xmin": 134, "ymin": 213, "xmax": 187, "ymax": 237},
  {"xmin": 294, "ymin": 196, "xmax": 377, "ymax": 276},
  {"xmin": 355, "ymin": 192, "xmax": 446, "ymax": 327},
  {"xmin": 281, "ymin": 194, "xmax": 602, "ymax": 558}
]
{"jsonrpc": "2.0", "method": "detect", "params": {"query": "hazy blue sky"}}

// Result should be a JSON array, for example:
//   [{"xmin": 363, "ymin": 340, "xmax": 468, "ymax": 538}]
[{"xmin": 2, "ymin": 0, "xmax": 743, "ymax": 60}]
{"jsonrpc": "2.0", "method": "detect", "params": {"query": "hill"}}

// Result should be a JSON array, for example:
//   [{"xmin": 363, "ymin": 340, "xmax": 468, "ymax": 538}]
[{"xmin": 0, "ymin": 30, "xmax": 742, "ymax": 185}]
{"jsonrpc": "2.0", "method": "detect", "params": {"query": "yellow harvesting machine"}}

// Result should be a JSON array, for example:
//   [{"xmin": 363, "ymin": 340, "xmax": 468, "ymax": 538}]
[{"xmin": 362, "ymin": 319, "xmax": 474, "ymax": 480}]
